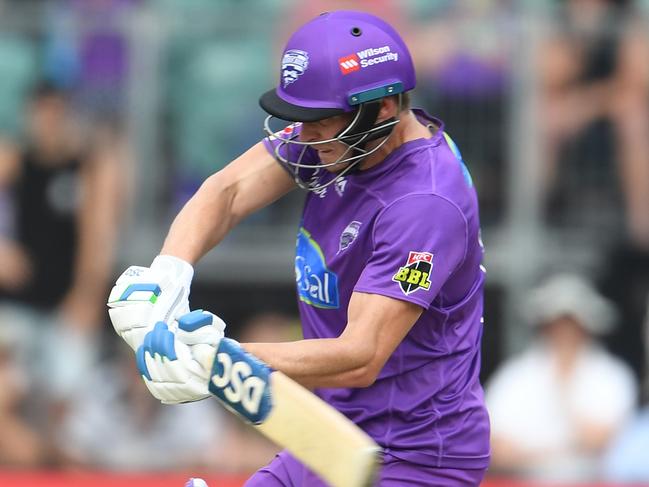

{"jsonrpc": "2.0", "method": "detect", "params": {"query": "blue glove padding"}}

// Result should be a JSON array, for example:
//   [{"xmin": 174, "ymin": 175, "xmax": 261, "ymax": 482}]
[{"xmin": 136, "ymin": 310, "xmax": 225, "ymax": 404}]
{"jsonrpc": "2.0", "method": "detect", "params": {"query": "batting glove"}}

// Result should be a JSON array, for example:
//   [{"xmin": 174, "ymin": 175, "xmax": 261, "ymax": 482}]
[
  {"xmin": 107, "ymin": 255, "xmax": 194, "ymax": 350},
  {"xmin": 185, "ymin": 479, "xmax": 209, "ymax": 487},
  {"xmin": 136, "ymin": 309, "xmax": 226, "ymax": 404}
]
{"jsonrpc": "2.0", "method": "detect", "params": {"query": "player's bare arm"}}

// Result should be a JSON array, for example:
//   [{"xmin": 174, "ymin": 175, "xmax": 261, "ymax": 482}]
[
  {"xmin": 243, "ymin": 292, "xmax": 423, "ymax": 389},
  {"xmin": 161, "ymin": 141, "xmax": 295, "ymax": 264},
  {"xmin": 108, "ymin": 142, "xmax": 294, "ymax": 349}
]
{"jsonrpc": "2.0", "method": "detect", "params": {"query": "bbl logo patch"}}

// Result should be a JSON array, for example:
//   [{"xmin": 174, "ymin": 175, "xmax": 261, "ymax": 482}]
[
  {"xmin": 392, "ymin": 251, "xmax": 433, "ymax": 295},
  {"xmin": 282, "ymin": 49, "xmax": 309, "ymax": 87}
]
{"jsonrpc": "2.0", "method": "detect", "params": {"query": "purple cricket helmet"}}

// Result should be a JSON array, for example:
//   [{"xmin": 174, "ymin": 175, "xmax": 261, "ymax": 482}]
[
  {"xmin": 260, "ymin": 10, "xmax": 416, "ymax": 121},
  {"xmin": 259, "ymin": 10, "xmax": 417, "ymax": 191}
]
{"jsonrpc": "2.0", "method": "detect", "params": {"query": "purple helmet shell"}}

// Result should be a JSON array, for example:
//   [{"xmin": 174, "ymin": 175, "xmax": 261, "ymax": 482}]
[{"xmin": 260, "ymin": 10, "xmax": 416, "ymax": 122}]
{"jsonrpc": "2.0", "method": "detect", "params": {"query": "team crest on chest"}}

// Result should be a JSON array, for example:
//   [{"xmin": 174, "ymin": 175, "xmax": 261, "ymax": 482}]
[
  {"xmin": 338, "ymin": 221, "xmax": 361, "ymax": 253},
  {"xmin": 392, "ymin": 251, "xmax": 433, "ymax": 295}
]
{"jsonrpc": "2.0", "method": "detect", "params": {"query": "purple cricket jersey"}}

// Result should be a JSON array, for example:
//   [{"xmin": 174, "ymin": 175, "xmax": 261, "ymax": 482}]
[{"xmin": 263, "ymin": 109, "xmax": 490, "ymax": 470}]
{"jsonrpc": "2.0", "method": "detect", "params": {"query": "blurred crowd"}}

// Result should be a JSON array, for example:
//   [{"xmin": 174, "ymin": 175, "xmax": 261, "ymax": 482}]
[
  {"xmin": 486, "ymin": 273, "xmax": 647, "ymax": 482},
  {"xmin": 0, "ymin": 0, "xmax": 648, "ymax": 483}
]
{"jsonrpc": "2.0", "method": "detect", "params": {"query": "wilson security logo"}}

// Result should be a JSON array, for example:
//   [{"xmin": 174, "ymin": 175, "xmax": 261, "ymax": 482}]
[
  {"xmin": 338, "ymin": 45, "xmax": 398, "ymax": 75},
  {"xmin": 208, "ymin": 338, "xmax": 273, "ymax": 425},
  {"xmin": 282, "ymin": 49, "xmax": 309, "ymax": 87},
  {"xmin": 392, "ymin": 251, "xmax": 433, "ymax": 295},
  {"xmin": 339, "ymin": 54, "xmax": 360, "ymax": 74},
  {"xmin": 295, "ymin": 227, "xmax": 339, "ymax": 309}
]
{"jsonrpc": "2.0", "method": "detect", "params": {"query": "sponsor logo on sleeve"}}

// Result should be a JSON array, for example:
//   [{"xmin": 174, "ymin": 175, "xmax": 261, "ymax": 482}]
[
  {"xmin": 392, "ymin": 251, "xmax": 433, "ymax": 295},
  {"xmin": 339, "ymin": 45, "xmax": 399, "ymax": 75}
]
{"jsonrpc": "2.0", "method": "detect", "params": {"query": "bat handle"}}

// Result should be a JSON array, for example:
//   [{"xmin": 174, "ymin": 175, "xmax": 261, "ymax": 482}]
[{"xmin": 192, "ymin": 343, "xmax": 217, "ymax": 375}]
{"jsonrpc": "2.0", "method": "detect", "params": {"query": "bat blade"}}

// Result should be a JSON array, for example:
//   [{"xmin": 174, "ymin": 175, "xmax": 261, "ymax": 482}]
[{"xmin": 196, "ymin": 339, "xmax": 381, "ymax": 487}]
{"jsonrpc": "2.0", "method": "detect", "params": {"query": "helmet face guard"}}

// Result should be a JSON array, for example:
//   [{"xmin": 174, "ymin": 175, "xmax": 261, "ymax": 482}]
[
  {"xmin": 262, "ymin": 96, "xmax": 402, "ymax": 192},
  {"xmin": 259, "ymin": 10, "xmax": 416, "ymax": 192}
]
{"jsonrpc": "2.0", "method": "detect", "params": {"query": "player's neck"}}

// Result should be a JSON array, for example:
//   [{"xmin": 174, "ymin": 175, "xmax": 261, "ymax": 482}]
[{"xmin": 359, "ymin": 110, "xmax": 431, "ymax": 171}]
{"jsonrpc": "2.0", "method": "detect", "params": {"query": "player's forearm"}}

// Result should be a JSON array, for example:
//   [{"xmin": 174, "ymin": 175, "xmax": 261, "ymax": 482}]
[
  {"xmin": 161, "ymin": 142, "xmax": 295, "ymax": 264},
  {"xmin": 160, "ymin": 173, "xmax": 239, "ymax": 264},
  {"xmin": 243, "ymin": 337, "xmax": 377, "ymax": 389}
]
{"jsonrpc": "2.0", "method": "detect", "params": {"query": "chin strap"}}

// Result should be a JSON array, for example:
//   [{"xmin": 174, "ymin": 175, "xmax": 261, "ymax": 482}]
[
  {"xmin": 334, "ymin": 94, "xmax": 403, "ymax": 172},
  {"xmin": 337, "ymin": 100, "xmax": 398, "ymax": 148}
]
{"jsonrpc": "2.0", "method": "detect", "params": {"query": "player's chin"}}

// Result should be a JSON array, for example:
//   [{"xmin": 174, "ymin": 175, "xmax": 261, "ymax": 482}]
[
  {"xmin": 321, "ymin": 161, "xmax": 350, "ymax": 173},
  {"xmin": 319, "ymin": 154, "xmax": 349, "ymax": 172}
]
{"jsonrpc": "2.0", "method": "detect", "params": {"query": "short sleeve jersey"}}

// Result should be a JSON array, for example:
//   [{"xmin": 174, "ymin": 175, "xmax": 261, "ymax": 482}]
[{"xmin": 263, "ymin": 109, "xmax": 490, "ymax": 469}]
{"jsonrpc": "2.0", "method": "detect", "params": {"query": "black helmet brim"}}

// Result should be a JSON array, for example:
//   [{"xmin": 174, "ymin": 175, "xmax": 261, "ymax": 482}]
[{"xmin": 259, "ymin": 88, "xmax": 346, "ymax": 122}]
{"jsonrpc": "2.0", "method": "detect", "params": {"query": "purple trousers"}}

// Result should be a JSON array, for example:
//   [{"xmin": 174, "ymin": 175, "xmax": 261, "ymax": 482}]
[{"xmin": 245, "ymin": 451, "xmax": 486, "ymax": 486}]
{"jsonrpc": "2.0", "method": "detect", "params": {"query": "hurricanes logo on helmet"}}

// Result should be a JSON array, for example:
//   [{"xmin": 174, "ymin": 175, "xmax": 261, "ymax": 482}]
[{"xmin": 282, "ymin": 49, "xmax": 309, "ymax": 87}]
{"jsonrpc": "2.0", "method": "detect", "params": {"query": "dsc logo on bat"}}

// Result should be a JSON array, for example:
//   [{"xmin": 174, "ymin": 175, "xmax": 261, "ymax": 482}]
[
  {"xmin": 208, "ymin": 338, "xmax": 273, "ymax": 425},
  {"xmin": 211, "ymin": 353, "xmax": 265, "ymax": 413}
]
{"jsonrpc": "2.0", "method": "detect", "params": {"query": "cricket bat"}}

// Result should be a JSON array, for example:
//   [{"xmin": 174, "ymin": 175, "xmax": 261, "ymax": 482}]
[{"xmin": 195, "ymin": 338, "xmax": 382, "ymax": 487}]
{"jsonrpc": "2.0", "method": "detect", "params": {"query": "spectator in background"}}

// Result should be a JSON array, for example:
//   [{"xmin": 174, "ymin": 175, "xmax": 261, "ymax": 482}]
[
  {"xmin": 603, "ymin": 296, "xmax": 649, "ymax": 482},
  {"xmin": 0, "ymin": 137, "xmax": 27, "ymax": 293},
  {"xmin": 486, "ymin": 273, "xmax": 637, "ymax": 481},
  {"xmin": 0, "ymin": 81, "xmax": 125, "ymax": 457},
  {"xmin": 44, "ymin": 0, "xmax": 141, "ymax": 126},
  {"xmin": 57, "ymin": 343, "xmax": 224, "ymax": 471},
  {"xmin": 408, "ymin": 0, "xmax": 514, "ymax": 224},
  {"xmin": 0, "ymin": 326, "xmax": 44, "ymax": 467},
  {"xmin": 539, "ymin": 0, "xmax": 649, "ymax": 247}
]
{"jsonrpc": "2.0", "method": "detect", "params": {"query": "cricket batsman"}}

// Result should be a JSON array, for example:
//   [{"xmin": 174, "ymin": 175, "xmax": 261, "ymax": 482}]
[{"xmin": 108, "ymin": 10, "xmax": 490, "ymax": 486}]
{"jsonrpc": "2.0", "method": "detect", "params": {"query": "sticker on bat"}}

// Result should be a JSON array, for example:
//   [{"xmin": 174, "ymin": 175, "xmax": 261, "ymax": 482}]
[{"xmin": 208, "ymin": 338, "xmax": 273, "ymax": 424}]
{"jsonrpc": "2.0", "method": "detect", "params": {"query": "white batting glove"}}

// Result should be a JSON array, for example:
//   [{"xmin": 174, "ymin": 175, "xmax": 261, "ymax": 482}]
[
  {"xmin": 185, "ymin": 480, "xmax": 209, "ymax": 487},
  {"xmin": 107, "ymin": 255, "xmax": 194, "ymax": 350},
  {"xmin": 135, "ymin": 309, "xmax": 226, "ymax": 404}
]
